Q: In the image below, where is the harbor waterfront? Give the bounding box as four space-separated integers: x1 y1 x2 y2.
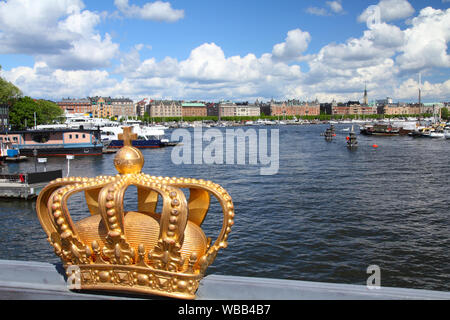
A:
0 124 449 292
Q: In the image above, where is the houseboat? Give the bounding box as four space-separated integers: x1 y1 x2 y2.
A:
0 128 103 157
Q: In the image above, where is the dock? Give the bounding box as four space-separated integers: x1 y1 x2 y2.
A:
0 170 62 199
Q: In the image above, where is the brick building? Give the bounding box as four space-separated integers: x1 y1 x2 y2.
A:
182 102 207 117
57 98 92 114
266 102 320 116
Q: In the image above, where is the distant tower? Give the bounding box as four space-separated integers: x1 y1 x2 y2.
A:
363 82 368 106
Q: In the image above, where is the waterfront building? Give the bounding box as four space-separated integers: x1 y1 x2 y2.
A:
421 103 443 117
89 97 135 118
182 102 207 117
57 98 92 114
235 104 261 117
111 97 135 118
267 101 320 117
320 103 332 115
135 99 148 117
218 101 237 117
90 97 113 118
380 104 411 115
206 102 219 116
376 102 436 116
332 101 376 115
148 100 182 118
0 104 9 131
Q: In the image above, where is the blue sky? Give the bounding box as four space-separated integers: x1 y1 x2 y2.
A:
0 0 449 103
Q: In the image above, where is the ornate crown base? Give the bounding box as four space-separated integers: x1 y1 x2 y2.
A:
69 264 204 300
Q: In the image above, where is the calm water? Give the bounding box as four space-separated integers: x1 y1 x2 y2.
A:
0 124 449 292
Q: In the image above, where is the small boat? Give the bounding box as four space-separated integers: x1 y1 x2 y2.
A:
346 126 358 149
323 124 335 140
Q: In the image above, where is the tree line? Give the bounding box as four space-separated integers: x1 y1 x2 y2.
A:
1 65 63 130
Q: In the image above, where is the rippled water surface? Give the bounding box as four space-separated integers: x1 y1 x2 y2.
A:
0 124 449 291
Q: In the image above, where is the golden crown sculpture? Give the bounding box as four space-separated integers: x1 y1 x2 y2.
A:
36 127 234 299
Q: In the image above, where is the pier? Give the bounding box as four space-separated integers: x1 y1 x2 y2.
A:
0 170 62 199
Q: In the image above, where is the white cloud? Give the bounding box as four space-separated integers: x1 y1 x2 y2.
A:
306 7 328 16
358 0 415 23
396 7 450 72
114 0 184 22
394 78 450 100
1 3 449 103
0 0 119 69
327 1 343 13
1 61 116 99
306 1 344 16
272 29 311 62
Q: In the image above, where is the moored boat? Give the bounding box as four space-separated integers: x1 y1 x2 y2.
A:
360 123 400 136
444 127 450 139
0 128 103 157
101 124 172 148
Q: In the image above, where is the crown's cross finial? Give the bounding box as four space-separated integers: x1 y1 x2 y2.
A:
118 126 137 147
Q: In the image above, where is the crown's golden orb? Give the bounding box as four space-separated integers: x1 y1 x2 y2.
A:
113 127 144 174
114 146 144 174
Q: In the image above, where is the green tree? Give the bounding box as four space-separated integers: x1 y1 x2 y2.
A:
441 107 448 120
36 99 64 124
0 66 22 103
9 96 38 130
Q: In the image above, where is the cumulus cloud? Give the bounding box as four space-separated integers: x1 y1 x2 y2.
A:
0 0 119 69
394 78 450 100
271 29 311 62
358 0 415 23
114 0 184 22
2 61 116 98
396 7 450 73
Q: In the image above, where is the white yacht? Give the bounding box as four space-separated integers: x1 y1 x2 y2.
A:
444 127 450 139
101 124 168 148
